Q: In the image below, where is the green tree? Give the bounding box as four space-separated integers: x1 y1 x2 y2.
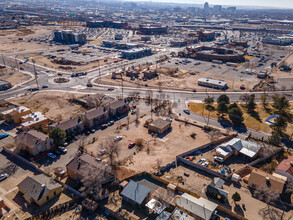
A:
204 96 215 126
261 93 269 110
272 95 290 116
269 131 282 146
49 127 66 146
217 101 228 117
232 192 241 203
246 94 256 113
229 107 244 125
34 124 48 134
217 94 230 105
270 116 287 135
228 102 238 110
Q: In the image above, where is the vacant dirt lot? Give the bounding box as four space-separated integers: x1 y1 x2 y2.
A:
0 69 31 86
86 115 211 173
10 92 87 121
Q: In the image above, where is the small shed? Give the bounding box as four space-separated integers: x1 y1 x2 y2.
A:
148 118 171 134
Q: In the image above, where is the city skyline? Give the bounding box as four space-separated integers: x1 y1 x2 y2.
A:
127 0 293 9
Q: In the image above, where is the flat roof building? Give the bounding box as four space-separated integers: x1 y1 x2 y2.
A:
198 78 227 90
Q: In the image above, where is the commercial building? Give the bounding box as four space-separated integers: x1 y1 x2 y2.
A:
102 40 143 49
52 30 86 44
17 174 62 206
1 106 31 124
148 118 171 134
198 78 228 90
0 80 12 91
86 20 128 29
121 47 151 59
15 130 53 156
138 25 168 35
20 111 49 130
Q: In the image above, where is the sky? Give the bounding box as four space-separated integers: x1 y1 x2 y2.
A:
128 0 293 9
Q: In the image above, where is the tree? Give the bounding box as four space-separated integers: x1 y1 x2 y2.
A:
204 96 215 126
49 127 66 146
270 116 287 135
217 94 230 105
207 130 221 144
261 93 269 110
217 101 228 117
229 107 244 125
272 95 290 117
99 138 120 169
77 135 86 153
232 192 241 203
228 102 238 110
269 131 282 146
246 94 256 113
239 93 250 104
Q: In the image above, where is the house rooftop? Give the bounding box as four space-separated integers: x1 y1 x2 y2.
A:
52 116 82 131
120 180 151 205
17 174 61 202
276 155 293 177
149 118 171 130
83 106 107 120
109 99 127 109
16 130 49 148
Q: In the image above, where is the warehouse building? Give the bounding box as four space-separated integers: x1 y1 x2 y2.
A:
198 78 228 90
121 47 151 59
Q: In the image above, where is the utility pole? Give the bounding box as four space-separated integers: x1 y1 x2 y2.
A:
15 56 19 70
121 78 124 99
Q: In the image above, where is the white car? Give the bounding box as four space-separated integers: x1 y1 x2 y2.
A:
202 162 210 167
47 153 56 159
115 136 123 141
59 147 67 154
197 158 206 164
214 156 224 163
0 173 8 181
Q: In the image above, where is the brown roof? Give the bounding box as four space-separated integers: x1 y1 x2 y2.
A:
16 130 49 148
248 169 285 194
83 107 107 120
149 118 171 130
109 99 127 110
17 174 62 202
276 156 293 177
66 154 108 179
53 116 82 131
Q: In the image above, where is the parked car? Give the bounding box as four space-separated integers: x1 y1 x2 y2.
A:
55 150 61 155
128 142 136 149
165 118 173 122
101 124 108 129
131 110 136 114
86 83 93 87
202 162 209 167
214 156 224 163
59 147 67 154
0 133 9 140
19 67 24 70
108 87 114 91
132 104 136 109
183 109 190 114
96 157 102 162
90 128 95 133
0 173 8 181
62 141 68 147
108 121 114 126
57 73 63 76
115 136 123 141
197 158 206 164
85 130 90 135
42 85 48 89
47 153 56 159
27 88 39 92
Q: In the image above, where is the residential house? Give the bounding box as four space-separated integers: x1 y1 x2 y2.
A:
248 168 286 194
1 106 31 123
0 99 10 107
275 156 293 180
176 193 218 220
0 197 11 217
109 99 129 116
126 69 139 78
206 178 229 201
15 130 53 156
148 118 172 135
17 174 63 206
20 112 49 130
121 180 151 207
81 106 109 129
50 116 84 136
143 70 157 79
216 138 262 160
66 154 110 183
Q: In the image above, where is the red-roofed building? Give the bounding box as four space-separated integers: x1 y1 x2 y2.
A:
275 156 293 180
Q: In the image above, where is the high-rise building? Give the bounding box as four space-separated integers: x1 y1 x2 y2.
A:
203 2 209 11
213 5 222 13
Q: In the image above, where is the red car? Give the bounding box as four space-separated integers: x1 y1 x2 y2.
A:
128 142 136 149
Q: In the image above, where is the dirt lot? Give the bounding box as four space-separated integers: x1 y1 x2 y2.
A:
86 115 211 173
0 68 31 86
9 91 87 121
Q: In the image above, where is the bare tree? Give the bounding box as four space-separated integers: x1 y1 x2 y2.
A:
99 138 120 169
77 135 87 154
156 159 162 169
1 162 18 176
126 116 130 130
239 93 250 104
207 130 222 144
55 114 63 122
254 185 281 220
135 108 140 127
259 144 275 158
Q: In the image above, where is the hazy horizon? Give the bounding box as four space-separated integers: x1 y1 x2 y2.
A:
124 0 293 9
